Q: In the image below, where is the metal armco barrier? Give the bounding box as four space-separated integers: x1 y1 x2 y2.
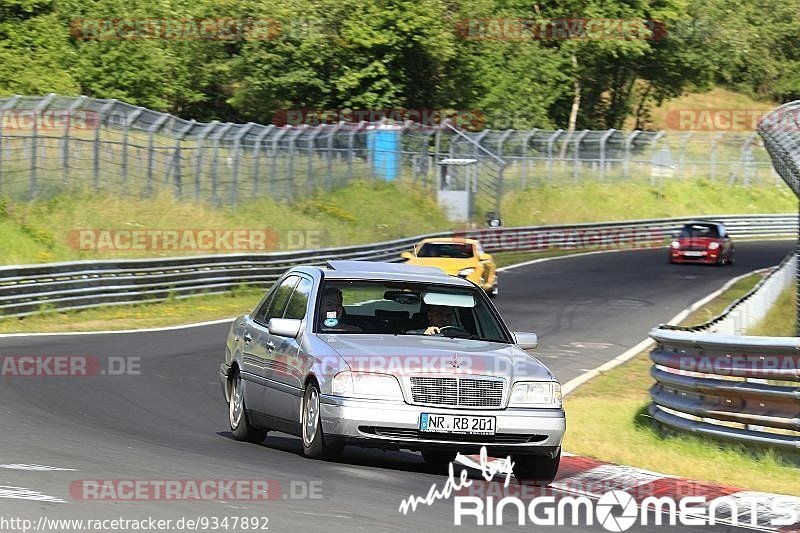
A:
649 252 800 451
0 214 796 318
649 329 800 450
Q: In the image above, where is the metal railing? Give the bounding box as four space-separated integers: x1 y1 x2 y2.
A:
649 253 800 450
0 95 785 212
757 101 800 335
1 214 795 318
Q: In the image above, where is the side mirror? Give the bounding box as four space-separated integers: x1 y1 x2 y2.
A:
513 332 538 350
401 251 414 261
479 253 491 262
268 318 302 338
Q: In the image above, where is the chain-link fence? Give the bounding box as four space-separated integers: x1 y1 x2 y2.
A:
0 94 784 212
757 101 800 335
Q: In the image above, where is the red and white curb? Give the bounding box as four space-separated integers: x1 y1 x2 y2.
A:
456 452 800 532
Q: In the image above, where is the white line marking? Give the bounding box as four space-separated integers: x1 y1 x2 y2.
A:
0 485 65 503
0 464 76 471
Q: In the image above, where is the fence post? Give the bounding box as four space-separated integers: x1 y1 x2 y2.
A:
325 124 336 191
31 94 56 197
520 129 536 189
269 128 289 196
286 128 304 199
145 112 169 196
573 130 589 181
171 120 196 200
623 130 639 181
677 132 692 179
306 127 322 194
210 123 234 205
599 129 615 181
230 123 254 205
121 107 145 195
710 132 725 180
546 130 562 181
0 95 20 194
251 125 274 197
61 96 86 188
93 100 117 192
193 121 219 201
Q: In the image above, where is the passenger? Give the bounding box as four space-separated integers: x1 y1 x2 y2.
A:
320 287 361 331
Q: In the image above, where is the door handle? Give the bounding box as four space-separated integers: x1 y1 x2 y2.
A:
243 333 253 344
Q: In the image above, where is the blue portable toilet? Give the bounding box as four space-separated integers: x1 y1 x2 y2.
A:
368 125 401 181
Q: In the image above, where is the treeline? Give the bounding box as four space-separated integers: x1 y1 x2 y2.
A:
1 0 798 129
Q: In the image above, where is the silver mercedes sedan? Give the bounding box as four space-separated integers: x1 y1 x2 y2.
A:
219 260 565 484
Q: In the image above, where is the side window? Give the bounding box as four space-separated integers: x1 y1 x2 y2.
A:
283 278 313 321
254 276 299 325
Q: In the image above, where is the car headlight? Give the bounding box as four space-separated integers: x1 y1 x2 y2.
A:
509 381 562 407
670 240 681 249
708 242 720 250
458 267 476 277
331 371 403 400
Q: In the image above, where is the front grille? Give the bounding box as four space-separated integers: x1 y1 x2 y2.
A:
361 426 546 444
409 376 504 408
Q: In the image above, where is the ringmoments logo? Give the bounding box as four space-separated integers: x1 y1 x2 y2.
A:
398 447 799 530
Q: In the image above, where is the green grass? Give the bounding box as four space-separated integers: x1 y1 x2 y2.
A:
623 87 778 131
564 266 799 494
502 177 795 227
563 352 800 495
1 176 794 266
680 273 766 327
0 180 453 265
748 283 797 336
0 289 265 333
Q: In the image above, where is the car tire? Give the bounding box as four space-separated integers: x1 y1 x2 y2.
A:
421 449 458 467
488 281 499 299
301 381 344 460
228 369 268 444
512 448 561 486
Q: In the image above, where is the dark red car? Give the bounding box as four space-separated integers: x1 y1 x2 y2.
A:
669 221 735 266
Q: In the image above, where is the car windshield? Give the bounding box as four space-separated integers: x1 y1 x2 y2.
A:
679 224 719 238
316 280 510 342
416 242 473 258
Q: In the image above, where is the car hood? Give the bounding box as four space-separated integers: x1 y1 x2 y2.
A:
676 236 721 248
406 257 476 275
316 333 556 381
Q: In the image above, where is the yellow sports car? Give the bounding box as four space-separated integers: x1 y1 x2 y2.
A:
401 238 498 297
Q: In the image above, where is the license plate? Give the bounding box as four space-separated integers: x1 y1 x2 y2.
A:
419 413 496 435
683 251 704 257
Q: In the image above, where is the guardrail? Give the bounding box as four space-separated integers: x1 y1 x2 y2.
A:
649 253 800 451
1 214 795 318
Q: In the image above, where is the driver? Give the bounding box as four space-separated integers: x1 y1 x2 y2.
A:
423 305 457 335
320 287 361 331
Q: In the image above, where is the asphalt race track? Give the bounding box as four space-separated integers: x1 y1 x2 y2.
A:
0 240 793 533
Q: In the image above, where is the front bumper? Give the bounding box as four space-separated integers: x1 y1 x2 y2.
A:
218 363 230 401
670 250 718 264
319 394 565 456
